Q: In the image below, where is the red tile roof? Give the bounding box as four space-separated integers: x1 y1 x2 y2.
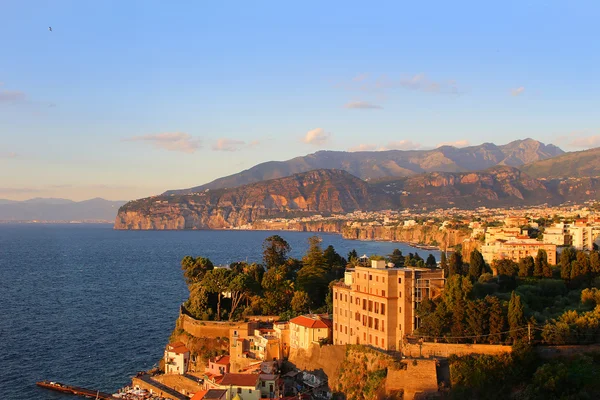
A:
191 390 208 400
289 315 332 329
166 341 189 354
219 373 260 387
215 355 230 365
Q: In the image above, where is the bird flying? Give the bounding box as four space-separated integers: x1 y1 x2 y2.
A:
48 27 52 32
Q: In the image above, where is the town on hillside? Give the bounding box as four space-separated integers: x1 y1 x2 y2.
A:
120 203 600 400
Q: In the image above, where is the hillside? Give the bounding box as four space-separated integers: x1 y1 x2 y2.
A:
0 198 127 221
115 169 378 229
520 146 600 179
115 166 600 230
165 139 563 194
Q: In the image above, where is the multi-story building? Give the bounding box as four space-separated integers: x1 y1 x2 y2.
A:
164 342 190 374
567 225 600 251
544 224 571 247
289 315 332 350
481 239 557 266
332 260 444 352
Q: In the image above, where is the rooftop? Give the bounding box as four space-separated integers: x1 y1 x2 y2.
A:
219 373 260 387
289 314 333 329
166 341 189 354
204 389 228 400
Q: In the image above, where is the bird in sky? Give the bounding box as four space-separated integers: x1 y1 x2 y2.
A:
48 26 52 32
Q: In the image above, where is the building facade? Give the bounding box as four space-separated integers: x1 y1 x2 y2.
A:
481 239 557 265
332 260 444 352
164 342 190 374
289 315 332 350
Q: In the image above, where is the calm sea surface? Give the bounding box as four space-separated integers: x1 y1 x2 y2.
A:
0 224 439 400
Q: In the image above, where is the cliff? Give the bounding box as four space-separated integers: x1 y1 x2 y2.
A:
341 224 470 249
115 169 373 230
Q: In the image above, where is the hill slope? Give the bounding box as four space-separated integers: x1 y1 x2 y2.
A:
165 139 563 194
520 147 600 179
115 166 600 230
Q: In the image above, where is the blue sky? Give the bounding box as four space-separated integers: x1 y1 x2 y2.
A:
1 0 599 201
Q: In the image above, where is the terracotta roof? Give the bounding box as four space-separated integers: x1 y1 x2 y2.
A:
215 355 230 365
191 390 208 400
289 315 332 329
219 373 260 388
166 341 189 354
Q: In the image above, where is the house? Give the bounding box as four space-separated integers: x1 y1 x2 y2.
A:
216 373 261 400
289 315 333 350
207 355 230 376
192 389 228 400
164 342 190 374
258 374 281 398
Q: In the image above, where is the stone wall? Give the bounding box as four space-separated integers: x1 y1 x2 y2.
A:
288 344 347 388
403 342 512 358
386 359 439 400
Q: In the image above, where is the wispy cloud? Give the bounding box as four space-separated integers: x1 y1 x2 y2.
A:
381 140 423 151
349 144 378 152
344 101 383 110
123 132 202 153
0 151 18 159
213 138 246 152
0 187 42 195
302 128 331 146
0 90 26 104
336 73 461 95
511 86 525 96
437 140 470 148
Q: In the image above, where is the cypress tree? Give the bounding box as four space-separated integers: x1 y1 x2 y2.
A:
469 249 485 279
508 291 525 343
518 256 535 277
441 252 448 277
449 252 464 277
486 295 505 344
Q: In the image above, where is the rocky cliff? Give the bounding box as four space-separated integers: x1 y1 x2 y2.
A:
114 169 374 230
341 224 470 249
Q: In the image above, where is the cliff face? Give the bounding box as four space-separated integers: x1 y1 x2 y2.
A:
114 170 372 230
341 225 470 249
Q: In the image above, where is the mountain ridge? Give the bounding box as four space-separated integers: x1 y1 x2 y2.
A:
164 138 564 195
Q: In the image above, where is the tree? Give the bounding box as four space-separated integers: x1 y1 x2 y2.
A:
296 265 329 307
388 249 405 268
493 259 518 277
449 252 464 277
486 295 505 344
441 252 449 277
201 268 231 321
469 249 485 279
262 235 291 269
508 291 525 343
518 256 535 277
534 249 552 278
466 299 488 343
228 273 254 320
426 254 437 268
591 252 600 274
181 256 214 284
324 245 346 279
261 266 294 315
347 249 358 264
576 251 591 276
560 247 577 281
291 291 311 314
302 236 326 269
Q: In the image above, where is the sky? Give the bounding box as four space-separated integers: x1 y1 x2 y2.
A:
1 0 599 201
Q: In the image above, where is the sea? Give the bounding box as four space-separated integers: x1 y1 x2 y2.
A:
0 224 440 400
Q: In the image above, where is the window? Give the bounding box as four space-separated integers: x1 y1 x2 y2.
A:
381 321 385 332
363 299 367 310
363 315 367 326
398 278 402 283
237 388 242 394
374 318 379 330
375 336 379 346
248 389 252 394
375 303 379 314
364 332 367 341
382 277 385 283
364 274 367 279
368 300 373 312
262 382 266 388
368 316 373 328
369 334 372 344
381 303 386 315
399 306 402 313
399 291 401 298
345 326 347 334
350 328 353 335
369 274 372 280
376 276 379 282
355 312 360 321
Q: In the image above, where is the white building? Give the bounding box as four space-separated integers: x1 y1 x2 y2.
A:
164 342 190 374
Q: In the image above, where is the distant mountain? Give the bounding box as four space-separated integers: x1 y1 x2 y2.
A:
115 166 599 230
164 139 564 195
520 147 600 179
0 198 127 221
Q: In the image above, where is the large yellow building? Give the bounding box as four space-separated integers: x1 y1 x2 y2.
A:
481 239 557 265
289 314 332 350
332 260 444 352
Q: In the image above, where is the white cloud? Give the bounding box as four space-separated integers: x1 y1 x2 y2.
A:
0 151 18 159
567 134 600 149
123 132 202 153
344 101 383 110
399 73 459 94
0 90 26 103
213 138 246 152
511 86 525 96
302 128 331 146
436 140 470 148
381 140 423 151
349 144 378 152
336 73 460 95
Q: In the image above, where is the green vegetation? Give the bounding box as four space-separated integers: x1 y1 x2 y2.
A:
448 345 600 399
181 235 346 321
417 247 600 346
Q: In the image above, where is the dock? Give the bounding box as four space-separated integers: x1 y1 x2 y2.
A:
36 380 114 399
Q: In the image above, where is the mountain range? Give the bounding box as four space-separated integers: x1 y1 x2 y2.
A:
165 138 564 194
0 198 127 222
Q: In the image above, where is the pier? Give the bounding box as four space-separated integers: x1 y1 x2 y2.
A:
36 381 114 399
